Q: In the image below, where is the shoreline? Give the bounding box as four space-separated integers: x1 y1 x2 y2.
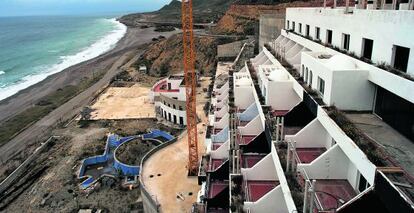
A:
0 21 178 164
0 18 127 101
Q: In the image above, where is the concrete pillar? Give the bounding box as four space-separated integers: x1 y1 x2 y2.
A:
303 180 309 213
286 141 291 173
345 0 350 12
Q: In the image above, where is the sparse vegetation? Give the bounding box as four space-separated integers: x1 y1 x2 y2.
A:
326 106 386 166
0 73 104 145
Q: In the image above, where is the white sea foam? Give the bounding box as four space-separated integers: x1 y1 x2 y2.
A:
0 18 127 101
0 71 4 75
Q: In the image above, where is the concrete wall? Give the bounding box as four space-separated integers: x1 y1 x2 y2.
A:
286 7 414 76
267 81 301 111
285 118 332 149
330 70 376 111
218 39 252 59
299 144 350 179
244 186 287 213
259 13 285 52
242 153 278 180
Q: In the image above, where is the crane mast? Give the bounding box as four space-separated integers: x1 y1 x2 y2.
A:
182 0 199 176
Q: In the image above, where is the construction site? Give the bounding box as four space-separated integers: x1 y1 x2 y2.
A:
0 0 414 213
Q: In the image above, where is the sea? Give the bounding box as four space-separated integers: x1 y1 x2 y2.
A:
0 15 127 101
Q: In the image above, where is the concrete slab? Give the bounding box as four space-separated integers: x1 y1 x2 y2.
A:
90 84 155 120
346 113 414 175
141 77 211 213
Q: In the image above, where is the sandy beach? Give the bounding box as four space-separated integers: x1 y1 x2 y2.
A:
0 25 178 164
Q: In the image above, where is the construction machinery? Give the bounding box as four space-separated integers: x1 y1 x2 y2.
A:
181 0 199 176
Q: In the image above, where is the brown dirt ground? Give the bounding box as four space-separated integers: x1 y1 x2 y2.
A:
141 77 211 213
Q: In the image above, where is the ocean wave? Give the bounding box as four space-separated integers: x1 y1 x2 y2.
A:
0 18 127 101
0 71 4 75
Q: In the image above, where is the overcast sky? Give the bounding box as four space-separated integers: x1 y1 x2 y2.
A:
0 0 172 17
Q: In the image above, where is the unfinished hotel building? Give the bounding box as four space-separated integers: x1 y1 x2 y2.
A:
150 74 187 126
192 3 414 213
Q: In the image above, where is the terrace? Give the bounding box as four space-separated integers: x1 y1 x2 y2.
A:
297 145 369 212
152 79 180 93
245 181 280 202
285 119 333 165
241 154 266 168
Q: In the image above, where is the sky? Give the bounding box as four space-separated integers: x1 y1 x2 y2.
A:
0 0 172 17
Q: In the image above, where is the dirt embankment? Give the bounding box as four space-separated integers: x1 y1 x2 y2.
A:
135 34 220 77
213 1 327 35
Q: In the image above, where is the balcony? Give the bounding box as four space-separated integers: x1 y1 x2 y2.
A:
244 181 280 202
241 154 266 168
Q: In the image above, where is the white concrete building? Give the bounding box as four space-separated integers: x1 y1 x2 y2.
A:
150 75 187 126
194 5 414 213
275 7 414 142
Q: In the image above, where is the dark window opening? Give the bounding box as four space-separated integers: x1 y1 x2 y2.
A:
342 33 350 51
392 45 410 73
362 38 374 60
173 115 177 124
318 77 325 95
287 20 290 29
299 23 302 33
315 27 320 40
292 22 295 31
375 86 414 141
358 173 369 193
167 83 171 90
326 30 333 45
168 113 171 122
180 116 184 125
306 25 310 37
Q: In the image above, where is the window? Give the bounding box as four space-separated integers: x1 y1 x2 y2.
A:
287 20 290 29
305 25 310 37
173 104 176 109
315 27 320 40
309 71 313 86
305 68 308 83
301 65 305 77
299 23 302 33
292 22 296 31
318 77 325 95
392 45 410 73
168 113 171 121
179 106 183 110
179 116 184 125
164 111 167 119
358 173 370 193
362 38 374 60
342 33 350 51
173 115 177 124
326 30 333 45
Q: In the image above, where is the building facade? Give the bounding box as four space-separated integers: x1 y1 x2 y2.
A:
194 5 414 213
150 75 187 126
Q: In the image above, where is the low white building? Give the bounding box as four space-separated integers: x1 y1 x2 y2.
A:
150 75 187 126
